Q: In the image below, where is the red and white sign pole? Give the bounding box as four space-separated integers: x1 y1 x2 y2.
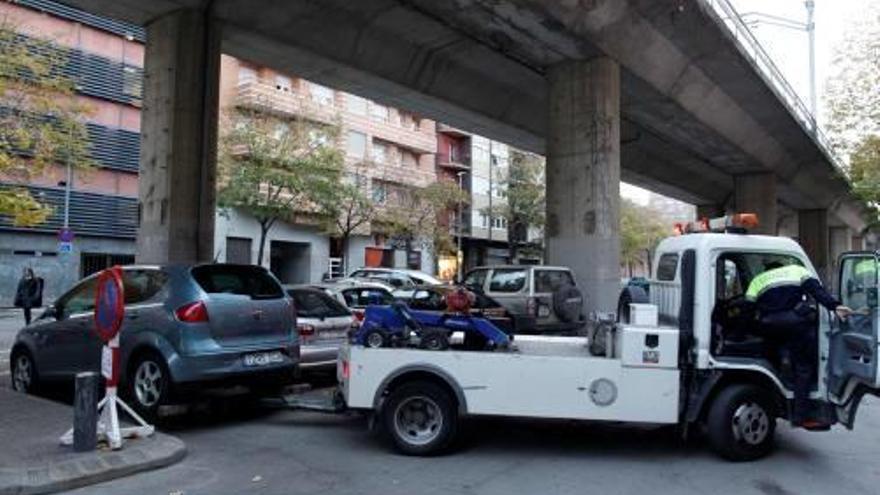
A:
61 266 153 450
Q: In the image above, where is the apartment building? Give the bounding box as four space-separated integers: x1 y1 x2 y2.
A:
215 56 439 283
0 0 142 305
436 124 546 278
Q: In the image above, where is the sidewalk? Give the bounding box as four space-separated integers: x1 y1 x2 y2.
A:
0 388 186 495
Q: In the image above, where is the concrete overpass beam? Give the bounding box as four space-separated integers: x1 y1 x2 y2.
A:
546 57 620 314
696 204 725 220
829 226 853 292
734 173 777 235
137 9 220 264
852 235 864 251
799 209 829 284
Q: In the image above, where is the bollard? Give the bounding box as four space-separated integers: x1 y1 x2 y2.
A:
73 372 99 452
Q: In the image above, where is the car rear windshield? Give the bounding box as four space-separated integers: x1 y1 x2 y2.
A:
534 270 575 293
191 265 284 299
489 269 526 293
290 289 350 318
342 288 394 307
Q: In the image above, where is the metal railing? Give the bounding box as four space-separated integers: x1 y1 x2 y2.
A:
704 0 847 174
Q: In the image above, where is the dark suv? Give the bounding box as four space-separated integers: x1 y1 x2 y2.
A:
10 264 299 417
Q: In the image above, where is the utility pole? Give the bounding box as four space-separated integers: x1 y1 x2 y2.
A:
456 170 467 281
806 0 816 124
487 140 493 243
63 158 72 228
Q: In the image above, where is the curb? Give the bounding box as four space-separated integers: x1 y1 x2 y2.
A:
0 435 186 495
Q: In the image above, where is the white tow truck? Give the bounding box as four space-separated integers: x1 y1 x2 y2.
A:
337 215 880 460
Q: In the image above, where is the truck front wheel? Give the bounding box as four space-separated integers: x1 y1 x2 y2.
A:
383 381 458 455
706 384 777 461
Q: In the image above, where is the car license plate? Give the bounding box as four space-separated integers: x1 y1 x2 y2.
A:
243 351 285 367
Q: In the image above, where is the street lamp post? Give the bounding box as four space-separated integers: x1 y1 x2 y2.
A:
456 170 467 281
741 1 817 130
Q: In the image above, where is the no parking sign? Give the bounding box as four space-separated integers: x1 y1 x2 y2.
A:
94 266 124 386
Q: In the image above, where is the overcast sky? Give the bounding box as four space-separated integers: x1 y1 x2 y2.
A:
622 0 874 205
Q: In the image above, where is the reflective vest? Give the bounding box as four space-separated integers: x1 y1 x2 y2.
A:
745 265 812 302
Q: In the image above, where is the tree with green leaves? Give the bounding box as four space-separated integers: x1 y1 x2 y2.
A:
318 163 378 274
824 3 880 159
217 106 343 265
620 198 667 276
0 18 93 226
482 149 545 260
381 180 468 257
849 135 880 212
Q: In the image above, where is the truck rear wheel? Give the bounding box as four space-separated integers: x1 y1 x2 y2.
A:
706 384 776 461
383 381 458 455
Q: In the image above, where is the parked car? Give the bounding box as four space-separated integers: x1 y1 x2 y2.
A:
462 265 585 334
398 285 524 334
9 264 299 418
348 268 444 295
311 279 396 321
286 286 355 370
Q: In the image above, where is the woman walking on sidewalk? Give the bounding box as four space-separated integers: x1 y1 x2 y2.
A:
14 268 43 325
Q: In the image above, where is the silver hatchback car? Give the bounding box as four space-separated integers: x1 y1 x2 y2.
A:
10 264 299 418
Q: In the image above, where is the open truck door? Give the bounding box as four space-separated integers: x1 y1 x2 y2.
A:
828 252 880 428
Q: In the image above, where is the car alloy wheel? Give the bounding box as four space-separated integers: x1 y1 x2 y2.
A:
12 354 33 392
134 360 164 408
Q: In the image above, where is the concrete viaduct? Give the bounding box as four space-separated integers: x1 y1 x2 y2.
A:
56 0 868 312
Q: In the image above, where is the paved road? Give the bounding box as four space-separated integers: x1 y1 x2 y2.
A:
0 310 27 375
50 389 880 495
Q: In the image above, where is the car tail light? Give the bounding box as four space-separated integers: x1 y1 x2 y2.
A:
175 301 209 322
298 324 315 337
526 297 537 317
341 359 350 380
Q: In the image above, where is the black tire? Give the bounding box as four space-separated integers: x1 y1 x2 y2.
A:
419 329 450 351
382 381 458 455
706 384 777 461
362 328 389 348
552 285 584 323
124 351 172 422
10 347 39 394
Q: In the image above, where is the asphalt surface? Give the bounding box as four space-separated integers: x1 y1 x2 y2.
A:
0 310 27 375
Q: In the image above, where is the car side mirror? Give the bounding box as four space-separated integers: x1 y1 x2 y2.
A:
41 305 59 320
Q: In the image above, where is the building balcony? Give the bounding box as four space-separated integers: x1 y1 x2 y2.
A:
355 158 436 189
236 80 341 126
437 152 470 171
437 123 471 137
344 113 436 154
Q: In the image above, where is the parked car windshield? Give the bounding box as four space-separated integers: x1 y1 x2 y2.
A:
191 265 284 299
341 288 394 307
289 289 350 318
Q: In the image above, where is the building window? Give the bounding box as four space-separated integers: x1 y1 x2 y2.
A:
122 65 142 100
273 122 289 140
346 131 367 159
372 182 388 203
238 66 257 85
370 103 389 122
492 216 508 229
310 82 334 105
81 253 135 278
401 150 418 167
308 128 330 148
492 183 506 199
372 141 389 163
347 95 368 116
275 75 292 92
480 212 489 228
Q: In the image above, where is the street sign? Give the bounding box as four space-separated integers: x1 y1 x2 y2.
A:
94 266 124 344
58 228 75 242
58 241 73 254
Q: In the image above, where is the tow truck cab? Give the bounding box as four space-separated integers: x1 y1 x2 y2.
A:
630 229 880 433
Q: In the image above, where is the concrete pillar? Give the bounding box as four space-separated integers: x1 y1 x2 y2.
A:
829 226 852 292
734 173 777 235
799 209 829 284
137 10 220 264
696 204 724 220
546 57 620 313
